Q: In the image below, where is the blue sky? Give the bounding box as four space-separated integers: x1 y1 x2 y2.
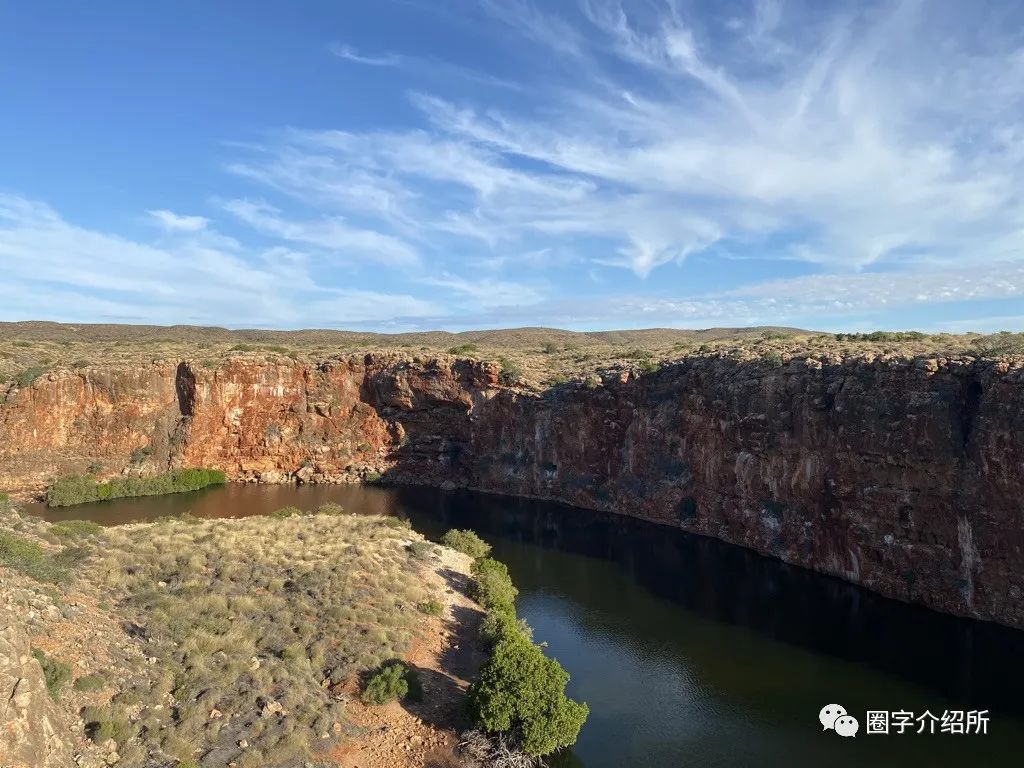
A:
2 0 1024 332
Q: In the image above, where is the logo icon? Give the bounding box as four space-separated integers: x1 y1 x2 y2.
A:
820 704 859 737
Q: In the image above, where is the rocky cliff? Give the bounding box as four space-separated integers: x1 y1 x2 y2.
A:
2 353 1022 630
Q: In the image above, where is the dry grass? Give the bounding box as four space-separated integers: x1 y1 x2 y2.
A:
81 510 437 767
0 499 448 768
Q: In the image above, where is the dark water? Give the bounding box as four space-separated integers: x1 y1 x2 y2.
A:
32 484 1024 767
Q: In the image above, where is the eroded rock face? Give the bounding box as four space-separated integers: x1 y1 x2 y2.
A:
469 356 1024 630
1 353 1023 629
0 613 74 768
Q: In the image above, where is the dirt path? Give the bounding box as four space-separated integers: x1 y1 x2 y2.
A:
327 546 485 768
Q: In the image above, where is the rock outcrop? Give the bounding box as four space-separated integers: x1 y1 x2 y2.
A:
0 610 74 768
2 353 1023 630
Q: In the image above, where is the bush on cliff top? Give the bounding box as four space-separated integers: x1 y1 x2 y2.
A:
465 547 586 757
467 629 588 756
47 468 226 507
441 528 491 559
470 557 518 613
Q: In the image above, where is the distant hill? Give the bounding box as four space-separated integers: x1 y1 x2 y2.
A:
0 321 813 348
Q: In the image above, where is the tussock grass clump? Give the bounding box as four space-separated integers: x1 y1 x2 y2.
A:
32 647 72 701
51 519 104 538
74 673 106 692
0 531 88 583
85 511 433 766
441 528 491 559
47 468 226 507
418 599 443 616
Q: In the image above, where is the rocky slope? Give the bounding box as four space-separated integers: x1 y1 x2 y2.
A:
2 352 1022 630
0 606 75 768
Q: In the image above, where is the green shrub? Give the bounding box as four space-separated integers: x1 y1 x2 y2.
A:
363 471 382 484
0 533 87 584
14 366 46 388
0 532 52 581
470 557 518 612
467 631 588 756
47 468 226 507
0 493 9 503
418 599 443 616
74 674 106 692
498 357 523 385
541 342 559 354
316 502 345 516
51 520 103 538
32 648 72 701
46 475 100 506
270 506 302 519
129 446 152 464
448 343 479 354
441 529 491 559
86 461 103 475
361 661 411 705
761 350 783 368
479 607 522 647
87 717 134 745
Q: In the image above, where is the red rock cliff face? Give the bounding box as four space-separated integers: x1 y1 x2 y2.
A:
1 353 1022 629
469 356 1024 630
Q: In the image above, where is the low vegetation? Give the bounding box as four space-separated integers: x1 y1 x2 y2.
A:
47 468 226 507
361 660 422 705
75 507 434 766
468 630 588 757
5 323 1024 403
74 673 107 692
32 647 73 701
0 530 88 583
447 528 589 759
441 528 492 559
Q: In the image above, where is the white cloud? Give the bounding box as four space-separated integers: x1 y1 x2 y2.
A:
147 209 210 232
329 44 403 67
420 274 546 306
0 194 436 327
220 198 420 267
225 0 1024 289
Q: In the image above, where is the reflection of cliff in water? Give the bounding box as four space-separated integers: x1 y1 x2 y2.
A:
398 487 1024 710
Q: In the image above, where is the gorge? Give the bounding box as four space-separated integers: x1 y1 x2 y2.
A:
3 346 1022 631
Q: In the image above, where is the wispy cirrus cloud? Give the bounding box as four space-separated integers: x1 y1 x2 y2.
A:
235 0 1024 289
0 194 436 326
6 0 1024 332
147 209 210 232
220 198 421 267
329 43 403 67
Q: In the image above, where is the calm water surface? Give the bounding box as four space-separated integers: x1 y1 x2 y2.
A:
32 484 1024 767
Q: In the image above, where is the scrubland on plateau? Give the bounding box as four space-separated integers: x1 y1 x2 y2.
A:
0 500 481 768
4 320 1024 394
